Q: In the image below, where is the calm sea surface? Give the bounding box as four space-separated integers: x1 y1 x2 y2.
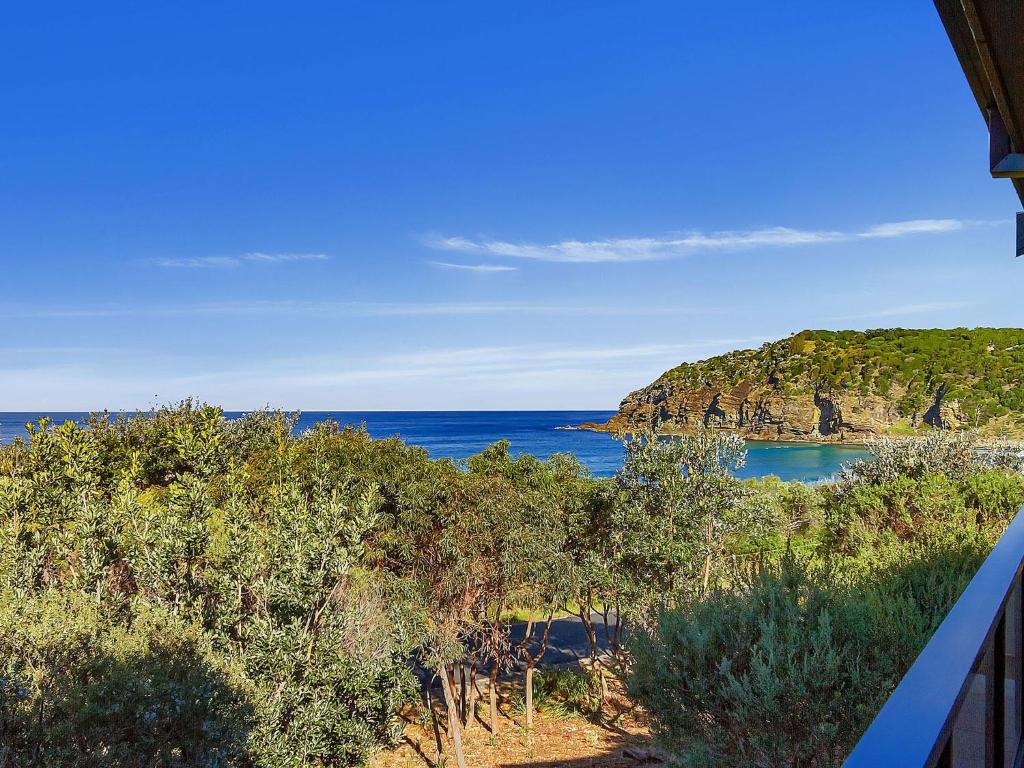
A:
0 411 870 482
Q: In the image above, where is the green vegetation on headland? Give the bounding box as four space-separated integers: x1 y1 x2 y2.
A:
2 402 1024 767
604 327 1024 441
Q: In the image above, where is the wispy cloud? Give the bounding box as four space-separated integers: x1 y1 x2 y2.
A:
154 256 241 268
0 338 764 410
857 220 963 239
241 252 330 263
2 300 722 320
829 300 972 321
429 261 518 273
424 218 974 264
375 342 748 370
153 252 329 268
246 340 764 389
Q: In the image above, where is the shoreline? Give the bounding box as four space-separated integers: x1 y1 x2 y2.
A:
565 421 955 448
566 421 871 446
569 420 1024 449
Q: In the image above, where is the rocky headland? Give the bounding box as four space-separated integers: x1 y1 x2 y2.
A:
592 328 1024 442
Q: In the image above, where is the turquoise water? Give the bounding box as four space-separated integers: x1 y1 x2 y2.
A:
0 411 869 482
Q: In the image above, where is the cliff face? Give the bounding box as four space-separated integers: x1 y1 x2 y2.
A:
598 328 1024 442
607 379 963 441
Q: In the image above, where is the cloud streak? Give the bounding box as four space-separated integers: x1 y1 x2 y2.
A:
829 300 972 321
856 220 963 239
153 252 329 268
2 299 722 320
424 218 972 264
429 261 518 273
0 338 765 411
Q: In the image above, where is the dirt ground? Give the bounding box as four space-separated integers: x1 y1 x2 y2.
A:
368 677 660 768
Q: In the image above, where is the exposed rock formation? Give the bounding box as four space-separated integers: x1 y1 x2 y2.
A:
605 380 914 441
596 328 1020 442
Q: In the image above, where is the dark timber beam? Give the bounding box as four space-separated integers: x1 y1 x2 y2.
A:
1018 212 1023 257
934 0 1024 236
990 109 1024 178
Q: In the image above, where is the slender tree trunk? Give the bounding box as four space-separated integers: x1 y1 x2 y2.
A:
439 666 467 768
453 662 465 725
525 664 535 729
460 661 470 729
489 660 500 734
520 611 554 731
602 607 622 656
519 619 535 730
445 666 462 738
703 519 714 593
522 619 535 650
578 608 598 662
600 606 612 648
424 678 444 759
467 661 478 729
577 600 608 703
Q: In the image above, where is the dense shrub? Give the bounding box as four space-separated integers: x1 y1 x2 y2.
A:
738 476 823 553
0 407 432 766
630 431 1024 768
824 432 1024 552
3 407 1020 767
0 405 613 768
613 428 759 609
0 592 253 767
630 533 989 768
840 432 983 485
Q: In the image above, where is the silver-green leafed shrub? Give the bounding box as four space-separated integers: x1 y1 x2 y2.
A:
629 536 987 768
0 592 254 768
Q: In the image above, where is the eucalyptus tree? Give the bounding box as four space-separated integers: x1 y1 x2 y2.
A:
464 442 583 731
613 426 757 613
559 467 618 664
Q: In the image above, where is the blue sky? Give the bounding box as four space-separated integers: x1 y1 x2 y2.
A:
2 2 1021 410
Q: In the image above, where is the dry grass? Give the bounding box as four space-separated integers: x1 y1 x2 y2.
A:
369 676 657 768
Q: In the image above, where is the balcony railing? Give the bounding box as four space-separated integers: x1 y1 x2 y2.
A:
845 507 1024 768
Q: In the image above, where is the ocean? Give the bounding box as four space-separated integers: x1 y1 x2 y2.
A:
0 410 870 483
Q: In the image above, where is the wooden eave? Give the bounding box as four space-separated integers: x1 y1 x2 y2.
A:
935 0 1024 205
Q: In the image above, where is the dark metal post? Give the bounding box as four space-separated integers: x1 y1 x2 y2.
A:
995 614 1006 768
992 109 1012 173
1016 212 1023 258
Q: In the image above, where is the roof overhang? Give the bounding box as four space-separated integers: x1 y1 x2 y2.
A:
934 0 1024 217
